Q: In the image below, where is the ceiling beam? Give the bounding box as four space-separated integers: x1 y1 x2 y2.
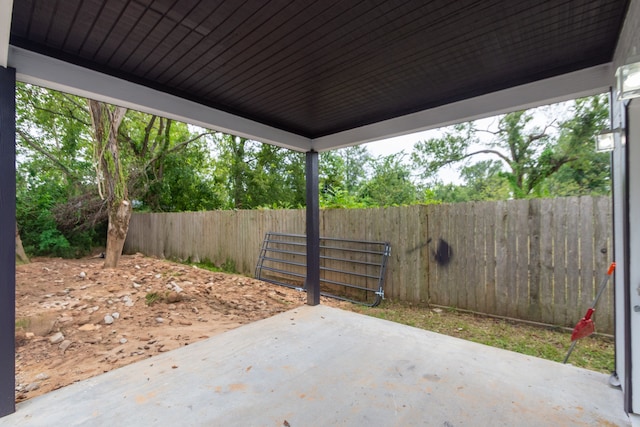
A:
311 64 613 152
0 0 13 68
8 46 312 152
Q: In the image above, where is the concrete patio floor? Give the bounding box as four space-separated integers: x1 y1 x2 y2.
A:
0 305 629 426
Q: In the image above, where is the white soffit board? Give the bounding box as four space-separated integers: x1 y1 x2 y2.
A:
0 0 13 68
613 0 640 71
8 46 312 152
312 63 613 152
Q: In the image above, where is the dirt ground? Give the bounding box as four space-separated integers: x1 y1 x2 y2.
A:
14 254 343 403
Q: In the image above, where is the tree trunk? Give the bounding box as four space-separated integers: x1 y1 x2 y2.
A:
87 99 128 268
15 222 29 264
104 199 132 268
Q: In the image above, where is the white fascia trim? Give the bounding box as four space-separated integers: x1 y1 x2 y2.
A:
0 0 13 68
613 0 640 71
8 46 312 152
311 63 613 152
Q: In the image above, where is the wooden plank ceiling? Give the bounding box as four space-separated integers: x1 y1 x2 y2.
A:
9 0 629 139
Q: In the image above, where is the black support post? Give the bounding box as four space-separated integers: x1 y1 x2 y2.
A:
0 66 16 417
305 150 320 306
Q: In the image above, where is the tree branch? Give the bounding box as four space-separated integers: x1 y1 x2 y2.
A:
436 149 513 170
144 131 214 169
142 115 157 157
17 129 76 179
526 120 556 144
30 101 91 127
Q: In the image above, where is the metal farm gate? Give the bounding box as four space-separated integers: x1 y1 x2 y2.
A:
255 232 391 306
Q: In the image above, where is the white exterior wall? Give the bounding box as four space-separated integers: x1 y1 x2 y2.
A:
629 100 640 413
612 0 640 415
612 92 627 406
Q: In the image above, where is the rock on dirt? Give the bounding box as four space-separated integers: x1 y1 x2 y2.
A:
49 332 64 344
14 254 344 403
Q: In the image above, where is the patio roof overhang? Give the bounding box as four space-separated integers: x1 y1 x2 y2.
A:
1 0 631 152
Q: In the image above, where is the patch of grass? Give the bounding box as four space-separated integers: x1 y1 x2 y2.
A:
344 300 614 373
145 292 162 306
14 313 57 336
189 259 223 272
15 317 30 331
165 271 184 277
186 258 238 274
221 258 237 274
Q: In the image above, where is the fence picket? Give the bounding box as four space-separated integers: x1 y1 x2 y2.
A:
484 202 497 314
553 198 568 325
124 196 614 333
494 201 508 317
527 199 542 322
578 197 595 318
465 202 477 311
565 197 581 326
516 199 530 319
594 197 613 333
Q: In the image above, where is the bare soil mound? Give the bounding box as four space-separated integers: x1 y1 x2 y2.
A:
15 254 335 402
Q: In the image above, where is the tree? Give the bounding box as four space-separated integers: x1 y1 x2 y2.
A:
212 134 306 209
15 222 29 264
458 160 511 201
318 145 374 208
16 83 100 257
358 153 417 206
87 100 129 268
118 112 222 211
420 160 510 203
320 145 371 195
412 95 610 199
17 83 224 259
539 95 610 196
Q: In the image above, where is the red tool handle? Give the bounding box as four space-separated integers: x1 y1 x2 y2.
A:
583 307 595 320
607 262 616 275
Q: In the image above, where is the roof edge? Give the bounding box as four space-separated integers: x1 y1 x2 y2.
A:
8 46 312 152
311 63 613 152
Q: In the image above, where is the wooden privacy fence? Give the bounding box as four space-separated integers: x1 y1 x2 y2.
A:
124 196 614 333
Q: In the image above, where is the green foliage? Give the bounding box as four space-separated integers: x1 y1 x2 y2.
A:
540 95 610 196
412 95 610 199
145 292 161 306
358 153 417 206
16 84 106 257
121 114 227 212
320 146 371 196
212 135 306 209
187 258 237 274
37 229 71 255
16 179 99 258
221 258 237 274
189 259 223 272
412 123 474 181
15 82 612 262
420 161 511 203
141 146 225 212
320 188 369 209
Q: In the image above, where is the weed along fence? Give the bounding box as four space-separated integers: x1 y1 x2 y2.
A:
124 196 614 333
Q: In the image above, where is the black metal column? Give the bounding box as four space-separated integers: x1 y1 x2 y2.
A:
305 150 320 306
0 66 16 417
